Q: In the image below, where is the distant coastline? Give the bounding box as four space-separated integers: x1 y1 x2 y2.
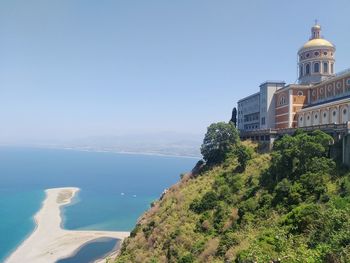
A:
0 144 201 159
61 147 201 159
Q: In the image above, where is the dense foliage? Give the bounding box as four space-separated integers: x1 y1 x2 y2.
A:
113 129 350 263
200 122 240 165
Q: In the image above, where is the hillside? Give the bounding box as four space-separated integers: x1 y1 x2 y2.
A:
112 125 350 263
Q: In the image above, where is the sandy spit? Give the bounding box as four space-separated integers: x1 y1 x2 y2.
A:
5 187 129 263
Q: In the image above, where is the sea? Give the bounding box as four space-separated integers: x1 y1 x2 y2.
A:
0 147 197 262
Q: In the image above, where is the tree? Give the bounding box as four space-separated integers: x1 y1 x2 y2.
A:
201 122 240 164
230 107 237 127
269 130 334 184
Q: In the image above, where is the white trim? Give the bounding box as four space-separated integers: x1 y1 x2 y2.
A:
275 112 289 117
289 89 293 127
275 120 290 124
275 104 289 110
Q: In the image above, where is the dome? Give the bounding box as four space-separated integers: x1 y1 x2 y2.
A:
301 38 334 50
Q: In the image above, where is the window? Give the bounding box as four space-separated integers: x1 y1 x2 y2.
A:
306 64 310 75
297 91 303 96
279 96 286 105
300 117 303 122
343 109 347 115
299 66 303 77
323 112 327 118
333 111 336 116
314 62 320 73
323 62 328 73
323 52 328 56
315 114 318 119
261 117 265 125
347 79 350 86
331 63 334 74
314 51 320 56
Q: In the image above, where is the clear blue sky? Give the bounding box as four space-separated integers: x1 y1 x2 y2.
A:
1 0 350 143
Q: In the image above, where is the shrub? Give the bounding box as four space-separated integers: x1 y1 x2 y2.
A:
216 232 239 257
130 224 141 237
235 144 253 171
282 203 323 234
340 176 350 197
299 172 327 201
179 254 194 263
213 202 229 231
142 220 156 238
190 191 218 213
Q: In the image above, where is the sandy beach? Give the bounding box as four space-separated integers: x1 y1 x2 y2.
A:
5 187 130 263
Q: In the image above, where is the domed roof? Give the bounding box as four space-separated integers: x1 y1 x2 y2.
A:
301 38 334 49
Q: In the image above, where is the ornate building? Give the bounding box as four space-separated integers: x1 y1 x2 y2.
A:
237 23 350 131
298 23 336 85
297 71 350 127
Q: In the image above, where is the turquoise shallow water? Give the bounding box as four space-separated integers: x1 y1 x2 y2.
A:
0 147 196 262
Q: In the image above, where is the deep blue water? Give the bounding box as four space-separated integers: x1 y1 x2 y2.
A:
0 147 196 262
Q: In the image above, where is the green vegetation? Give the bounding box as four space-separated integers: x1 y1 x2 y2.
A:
201 122 240 165
113 123 350 263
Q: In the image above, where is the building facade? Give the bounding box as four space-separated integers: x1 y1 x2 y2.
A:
274 84 310 129
237 92 260 131
259 81 285 129
237 23 350 132
238 81 285 131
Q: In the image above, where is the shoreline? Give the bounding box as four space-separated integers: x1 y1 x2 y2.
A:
5 187 130 263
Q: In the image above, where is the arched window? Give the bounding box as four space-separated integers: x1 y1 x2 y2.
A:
279 96 286 106
299 66 303 77
306 64 310 75
323 62 328 73
331 63 334 74
314 62 320 73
